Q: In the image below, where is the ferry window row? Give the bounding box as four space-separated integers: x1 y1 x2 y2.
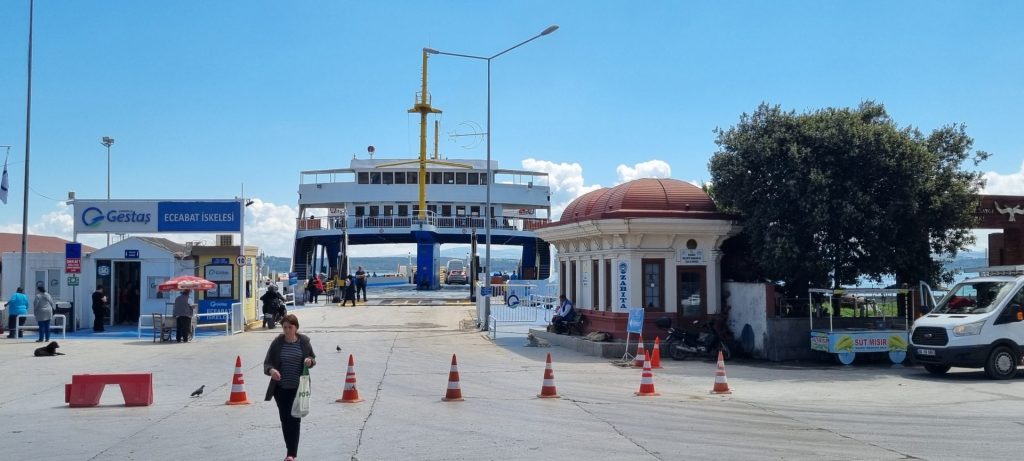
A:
353 204 493 218
357 171 488 185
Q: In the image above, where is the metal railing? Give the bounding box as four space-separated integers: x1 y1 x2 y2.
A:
296 214 549 232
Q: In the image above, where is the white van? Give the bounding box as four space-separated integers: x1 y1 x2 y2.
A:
910 265 1024 379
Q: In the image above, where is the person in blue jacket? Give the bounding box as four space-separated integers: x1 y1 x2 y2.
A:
5 287 30 338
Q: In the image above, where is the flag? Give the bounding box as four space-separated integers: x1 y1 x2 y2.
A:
0 156 9 204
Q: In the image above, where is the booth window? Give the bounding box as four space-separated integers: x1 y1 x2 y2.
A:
357 172 369 184
642 259 664 312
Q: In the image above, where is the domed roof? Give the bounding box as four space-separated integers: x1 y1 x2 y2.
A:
556 178 725 224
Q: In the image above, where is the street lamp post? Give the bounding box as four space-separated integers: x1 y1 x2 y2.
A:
425 24 558 330
101 136 115 246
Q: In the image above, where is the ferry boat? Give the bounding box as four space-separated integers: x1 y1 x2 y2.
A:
292 49 552 289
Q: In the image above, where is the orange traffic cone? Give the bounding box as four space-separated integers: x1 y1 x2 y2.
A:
710 350 732 394
442 354 464 402
634 351 660 396
651 337 663 369
633 336 647 367
336 354 364 403
225 355 251 405
537 352 561 399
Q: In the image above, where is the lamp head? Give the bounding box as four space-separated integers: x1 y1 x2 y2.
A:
541 25 559 36
424 47 439 54
101 136 115 146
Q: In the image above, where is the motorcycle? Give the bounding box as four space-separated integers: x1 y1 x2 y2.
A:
263 304 286 329
655 317 732 361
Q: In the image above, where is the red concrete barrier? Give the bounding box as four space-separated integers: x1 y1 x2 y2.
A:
65 373 154 407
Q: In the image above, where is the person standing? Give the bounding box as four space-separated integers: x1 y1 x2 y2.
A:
173 290 194 343
341 274 357 306
33 286 55 343
5 287 29 338
312 275 324 303
91 286 108 332
264 314 317 461
355 266 368 302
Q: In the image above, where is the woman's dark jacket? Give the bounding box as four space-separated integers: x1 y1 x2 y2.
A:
263 333 317 400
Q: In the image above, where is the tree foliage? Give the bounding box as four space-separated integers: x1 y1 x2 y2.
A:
708 102 987 294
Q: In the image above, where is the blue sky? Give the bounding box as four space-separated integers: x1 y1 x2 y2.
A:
1 1 1022 257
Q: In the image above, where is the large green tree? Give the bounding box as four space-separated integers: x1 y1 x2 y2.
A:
708 102 987 294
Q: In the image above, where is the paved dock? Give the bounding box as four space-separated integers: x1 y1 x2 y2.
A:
4 301 1024 460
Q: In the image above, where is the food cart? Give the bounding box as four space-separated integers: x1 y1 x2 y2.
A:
808 288 910 365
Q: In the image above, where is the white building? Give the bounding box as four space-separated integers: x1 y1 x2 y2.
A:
535 178 741 338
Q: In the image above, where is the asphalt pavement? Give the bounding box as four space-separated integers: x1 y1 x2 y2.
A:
4 298 1024 460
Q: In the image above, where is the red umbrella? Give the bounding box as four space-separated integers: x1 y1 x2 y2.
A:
158 275 216 292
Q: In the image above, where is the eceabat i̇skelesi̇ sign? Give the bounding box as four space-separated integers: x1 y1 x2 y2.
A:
73 200 242 234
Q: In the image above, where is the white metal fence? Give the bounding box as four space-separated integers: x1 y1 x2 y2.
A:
479 281 558 339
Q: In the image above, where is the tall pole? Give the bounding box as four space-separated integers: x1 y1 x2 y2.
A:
424 25 558 330
101 136 114 245
484 58 492 327
19 0 35 293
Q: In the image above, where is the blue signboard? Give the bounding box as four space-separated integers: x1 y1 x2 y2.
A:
125 249 139 259
627 308 645 334
198 299 234 324
288 272 298 286
65 242 82 259
481 286 492 297
157 201 241 232
211 257 230 265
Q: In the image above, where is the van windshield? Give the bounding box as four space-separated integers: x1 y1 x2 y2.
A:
932 281 1014 315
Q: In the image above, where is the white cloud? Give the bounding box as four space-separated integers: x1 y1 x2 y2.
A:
521 158 679 221
243 199 299 257
982 161 1024 195
521 158 602 220
615 160 672 184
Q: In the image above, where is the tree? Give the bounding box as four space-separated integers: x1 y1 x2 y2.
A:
708 102 986 295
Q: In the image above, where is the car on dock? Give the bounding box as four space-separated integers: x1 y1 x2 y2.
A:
445 260 468 285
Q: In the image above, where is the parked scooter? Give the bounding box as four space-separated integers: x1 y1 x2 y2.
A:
655 317 732 361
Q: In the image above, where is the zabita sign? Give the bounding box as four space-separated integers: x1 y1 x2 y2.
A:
616 259 630 310
73 200 242 234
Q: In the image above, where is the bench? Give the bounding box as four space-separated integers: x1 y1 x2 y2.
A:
64 372 154 407
14 314 66 339
547 315 586 336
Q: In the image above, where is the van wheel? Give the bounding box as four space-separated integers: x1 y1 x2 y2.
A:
984 346 1018 380
923 364 950 375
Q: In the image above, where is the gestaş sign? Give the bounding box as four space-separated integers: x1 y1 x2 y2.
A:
73 200 242 234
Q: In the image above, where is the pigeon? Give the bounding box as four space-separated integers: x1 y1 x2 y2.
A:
190 385 205 397
336 345 341 352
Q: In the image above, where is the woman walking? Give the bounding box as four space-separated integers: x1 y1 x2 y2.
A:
263 314 316 461
33 286 55 343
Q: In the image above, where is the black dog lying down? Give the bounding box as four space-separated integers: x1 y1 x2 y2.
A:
34 341 65 357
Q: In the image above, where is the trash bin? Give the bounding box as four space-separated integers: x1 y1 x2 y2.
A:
55 301 76 332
